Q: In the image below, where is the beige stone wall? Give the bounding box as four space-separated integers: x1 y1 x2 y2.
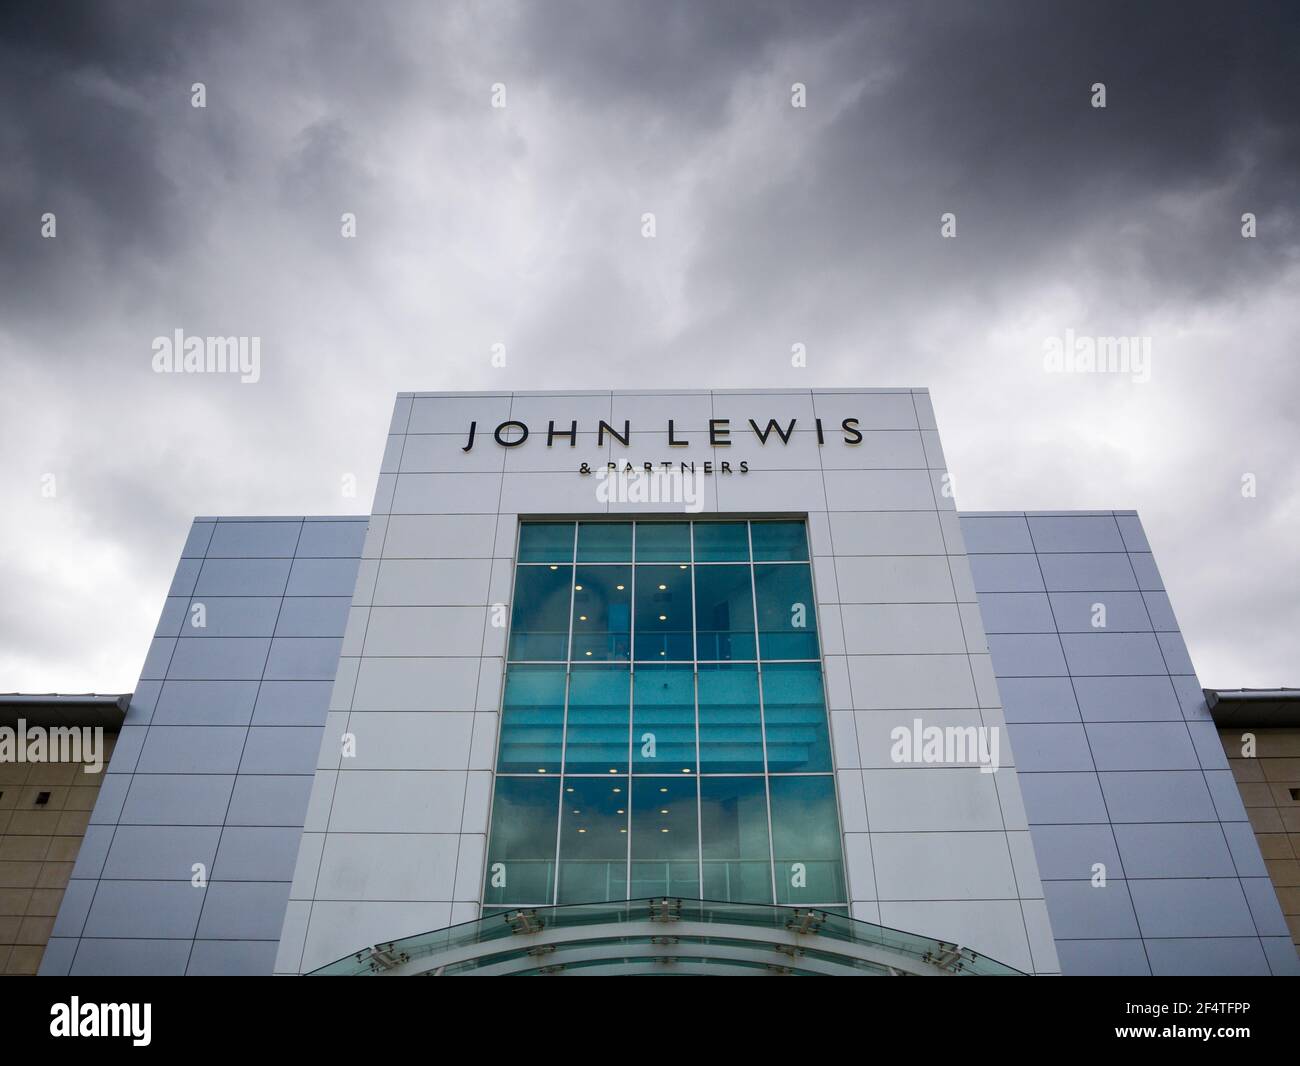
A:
0 735 115 975
1220 726 1300 947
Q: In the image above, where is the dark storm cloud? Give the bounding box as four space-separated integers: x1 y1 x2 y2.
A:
0 3 249 312
0 0 1296 690
672 0 1300 338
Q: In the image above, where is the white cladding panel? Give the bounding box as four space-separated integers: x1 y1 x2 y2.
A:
276 390 1057 975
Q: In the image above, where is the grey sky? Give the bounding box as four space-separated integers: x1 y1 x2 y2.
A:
1 0 1296 692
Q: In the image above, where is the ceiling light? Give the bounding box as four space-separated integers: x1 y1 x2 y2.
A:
658 584 667 590
616 584 625 590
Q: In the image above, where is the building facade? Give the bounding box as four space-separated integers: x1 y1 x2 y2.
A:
35 390 1299 976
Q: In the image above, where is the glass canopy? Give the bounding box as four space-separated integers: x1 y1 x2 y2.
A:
308 898 1025 977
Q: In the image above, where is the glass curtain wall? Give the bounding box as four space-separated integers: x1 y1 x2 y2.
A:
484 519 846 911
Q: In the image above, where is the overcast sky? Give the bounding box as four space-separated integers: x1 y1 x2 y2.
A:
1 0 1296 693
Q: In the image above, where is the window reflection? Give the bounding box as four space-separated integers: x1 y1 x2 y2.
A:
492 519 844 909
632 664 695 775
570 565 631 660
634 565 692 660
557 777 629 903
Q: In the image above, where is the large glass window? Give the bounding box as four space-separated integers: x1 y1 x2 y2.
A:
769 776 847 904
558 777 629 903
697 664 763 774
630 777 699 899
632 664 695 775
564 665 629 774
483 776 559 905
634 564 692 660
754 563 819 659
497 664 566 774
700 776 772 904
489 518 844 909
694 564 756 661
570 565 631 660
634 522 690 562
508 564 573 660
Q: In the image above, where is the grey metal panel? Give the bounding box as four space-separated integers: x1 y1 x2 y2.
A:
1040 880 1141 938
119 774 235 826
239 726 324 775
186 939 281 976
49 513 363 975
178 597 281 637
264 636 346 680
102 825 222 880
996 677 1080 724
195 557 292 596
1144 938 1269 976
973 513 1288 974
274 596 353 637
212 827 303 881
974 592 1056 633
1027 515 1125 553
206 520 302 558
1053 938 1150 976
286 557 365 596
957 515 1033 553
136 726 248 774
81 881 206 939
252 681 338 725
296 520 369 558
1097 771 1218 823
69 938 194 977
152 680 260 726
225 775 314 826
1071 675 1182 722
167 637 272 680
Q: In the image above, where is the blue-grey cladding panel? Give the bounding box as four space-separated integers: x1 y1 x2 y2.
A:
40 516 365 976
961 510 1298 976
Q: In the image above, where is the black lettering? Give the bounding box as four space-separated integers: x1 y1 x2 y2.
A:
667 419 689 446
841 417 863 444
748 418 796 444
709 419 731 446
721 460 732 473
462 421 477 452
598 420 630 447
739 460 749 472
547 420 577 447
815 418 824 445
494 420 529 447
